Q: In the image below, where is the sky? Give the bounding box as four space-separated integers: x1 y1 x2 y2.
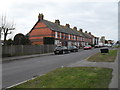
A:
0 0 119 41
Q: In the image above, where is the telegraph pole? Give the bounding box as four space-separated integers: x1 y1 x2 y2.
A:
0 27 1 44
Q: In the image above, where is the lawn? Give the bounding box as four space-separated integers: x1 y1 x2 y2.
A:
10 67 113 88
87 50 117 62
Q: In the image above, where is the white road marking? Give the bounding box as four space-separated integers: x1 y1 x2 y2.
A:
6 74 44 89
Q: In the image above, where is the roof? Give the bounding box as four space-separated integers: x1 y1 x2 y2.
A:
43 20 83 36
78 31 90 38
84 33 93 39
29 19 89 38
29 19 84 37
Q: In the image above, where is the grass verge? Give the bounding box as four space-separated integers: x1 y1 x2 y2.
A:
9 67 112 88
87 50 117 62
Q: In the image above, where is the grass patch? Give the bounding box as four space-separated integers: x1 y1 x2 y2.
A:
10 67 112 88
87 50 117 62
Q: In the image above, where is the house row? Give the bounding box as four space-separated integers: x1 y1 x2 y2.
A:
28 13 99 47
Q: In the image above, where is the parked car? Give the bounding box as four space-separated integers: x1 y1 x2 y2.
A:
107 44 112 47
94 45 100 48
68 46 78 52
54 46 69 54
104 44 112 47
84 45 92 50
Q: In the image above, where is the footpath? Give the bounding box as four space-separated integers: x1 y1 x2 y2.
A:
2 52 54 62
2 49 84 62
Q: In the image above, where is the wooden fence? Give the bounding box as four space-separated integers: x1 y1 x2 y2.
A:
2 45 55 57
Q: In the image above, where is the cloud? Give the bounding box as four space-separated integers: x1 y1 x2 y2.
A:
0 0 118 41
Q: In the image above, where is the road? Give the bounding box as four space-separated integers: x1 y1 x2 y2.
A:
2 48 100 88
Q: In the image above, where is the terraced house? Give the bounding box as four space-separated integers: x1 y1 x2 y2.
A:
28 13 99 47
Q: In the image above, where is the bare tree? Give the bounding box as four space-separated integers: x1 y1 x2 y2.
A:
0 15 15 45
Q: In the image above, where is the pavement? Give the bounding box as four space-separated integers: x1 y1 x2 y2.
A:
2 52 54 62
2 49 84 62
2 48 119 89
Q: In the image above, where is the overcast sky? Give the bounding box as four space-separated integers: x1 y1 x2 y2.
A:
0 0 119 41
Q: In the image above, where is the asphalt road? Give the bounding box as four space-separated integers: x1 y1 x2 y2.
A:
2 48 101 88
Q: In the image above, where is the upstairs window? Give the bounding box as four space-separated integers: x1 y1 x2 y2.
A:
64 34 66 38
60 33 62 39
68 34 70 40
55 32 58 38
74 35 76 40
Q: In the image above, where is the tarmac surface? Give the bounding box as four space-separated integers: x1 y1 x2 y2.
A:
2 48 119 89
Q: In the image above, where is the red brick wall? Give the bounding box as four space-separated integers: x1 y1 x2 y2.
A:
29 21 93 45
34 22 47 28
29 22 53 45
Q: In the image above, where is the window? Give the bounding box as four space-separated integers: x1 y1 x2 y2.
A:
72 35 73 40
64 33 66 39
55 32 58 38
60 32 61 39
68 34 70 40
74 36 76 40
82 37 84 41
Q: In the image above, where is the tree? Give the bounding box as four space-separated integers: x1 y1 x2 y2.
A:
24 34 31 45
6 39 13 45
0 15 15 45
13 33 31 45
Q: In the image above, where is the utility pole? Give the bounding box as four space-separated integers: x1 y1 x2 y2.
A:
0 27 1 44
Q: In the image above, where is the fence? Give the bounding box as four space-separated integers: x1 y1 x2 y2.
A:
2 45 55 57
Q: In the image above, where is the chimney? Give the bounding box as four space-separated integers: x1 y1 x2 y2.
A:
85 31 87 33
79 29 83 32
89 32 91 35
65 24 70 28
55 19 60 25
73 27 77 31
38 13 44 20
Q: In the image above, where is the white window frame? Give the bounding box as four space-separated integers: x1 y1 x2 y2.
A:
64 33 66 39
74 35 76 40
55 32 58 38
60 32 61 39
68 34 70 40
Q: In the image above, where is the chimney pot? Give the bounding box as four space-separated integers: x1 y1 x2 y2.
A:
38 13 44 20
85 31 87 33
89 32 91 34
65 24 70 28
79 29 83 32
55 19 60 25
73 27 77 30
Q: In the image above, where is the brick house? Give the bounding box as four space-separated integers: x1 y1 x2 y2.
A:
87 32 99 45
28 13 99 47
84 31 99 45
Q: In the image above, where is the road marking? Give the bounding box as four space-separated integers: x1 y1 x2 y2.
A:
84 56 91 61
6 74 44 89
